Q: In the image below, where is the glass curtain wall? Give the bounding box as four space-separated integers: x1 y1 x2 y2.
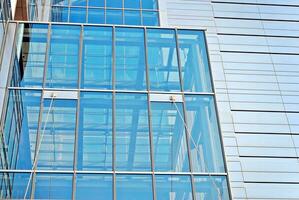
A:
0 23 229 200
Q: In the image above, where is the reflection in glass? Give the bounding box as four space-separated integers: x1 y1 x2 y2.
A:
37 99 76 170
155 175 193 200
116 175 153 200
70 0 86 6
78 92 112 171
46 25 80 88
81 26 112 89
185 95 225 172
124 11 141 25
143 11 159 26
124 0 140 8
178 30 212 92
115 28 146 90
34 173 73 199
52 0 68 6
106 0 123 8
14 24 47 88
51 6 68 22
76 174 112 200
147 29 180 91
70 7 86 23
88 0 104 7
194 176 229 200
151 102 189 172
88 8 105 24
106 9 123 25
115 93 151 171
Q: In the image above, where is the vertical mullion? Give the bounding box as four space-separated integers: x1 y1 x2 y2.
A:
112 25 116 200
144 27 156 200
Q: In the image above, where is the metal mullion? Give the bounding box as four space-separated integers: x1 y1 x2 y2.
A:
143 27 156 200
122 0 124 24
112 26 116 200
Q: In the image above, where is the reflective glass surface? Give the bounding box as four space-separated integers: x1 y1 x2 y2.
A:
0 173 31 199
70 7 86 23
106 9 123 25
147 29 181 91
115 28 146 90
81 26 112 89
151 102 189 172
88 8 105 24
143 11 159 26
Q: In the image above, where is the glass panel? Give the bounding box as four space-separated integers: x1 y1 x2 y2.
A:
116 175 153 200
124 10 141 25
76 174 112 200
46 25 80 88
178 30 212 92
142 0 158 9
51 6 68 22
124 0 140 9
155 175 193 200
151 102 189 172
106 9 123 25
70 7 86 23
115 93 151 171
185 95 225 173
78 92 112 171
194 176 229 200
88 0 104 7
14 24 47 87
115 28 146 90
70 0 86 6
88 8 104 24
2 90 41 170
52 0 68 6
106 0 122 8
147 29 180 91
34 173 73 199
37 99 76 170
81 26 112 89
142 11 159 26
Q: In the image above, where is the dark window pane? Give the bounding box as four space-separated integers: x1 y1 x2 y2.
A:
124 0 140 9
106 0 122 8
88 0 104 7
116 175 153 200
76 174 113 200
37 99 76 170
81 26 112 89
70 0 86 6
178 30 212 92
34 173 73 199
194 176 229 200
151 102 190 172
70 7 86 23
51 6 68 22
142 11 159 26
185 95 225 172
78 92 112 171
88 8 105 24
155 175 193 200
115 93 151 171
147 29 181 92
46 25 80 88
142 0 158 9
124 10 141 25
115 28 146 90
106 9 123 25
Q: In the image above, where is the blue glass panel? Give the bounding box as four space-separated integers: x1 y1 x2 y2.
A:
37 99 76 170
52 0 68 6
116 175 153 200
81 26 112 89
124 0 140 9
115 28 146 90
51 6 68 22
34 173 73 199
142 0 158 9
155 175 193 200
147 29 180 91
46 25 80 88
194 176 229 200
13 24 47 87
151 102 190 172
88 0 104 7
70 0 86 6
106 0 122 8
115 93 151 171
178 30 212 92
106 9 123 25
70 7 86 23
185 95 225 172
88 8 104 24
78 92 112 171
124 10 141 25
76 174 113 200
142 11 159 26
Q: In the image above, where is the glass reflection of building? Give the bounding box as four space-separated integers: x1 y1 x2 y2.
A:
0 0 230 199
